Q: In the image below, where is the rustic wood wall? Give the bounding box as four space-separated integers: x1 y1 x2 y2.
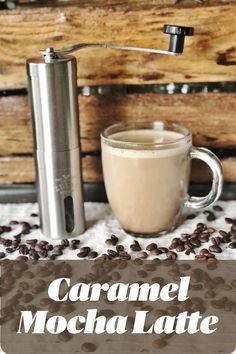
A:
0 0 235 184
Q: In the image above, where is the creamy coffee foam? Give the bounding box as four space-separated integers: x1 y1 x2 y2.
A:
103 130 189 158
102 129 191 234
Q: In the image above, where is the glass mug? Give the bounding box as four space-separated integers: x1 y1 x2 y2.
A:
101 121 223 237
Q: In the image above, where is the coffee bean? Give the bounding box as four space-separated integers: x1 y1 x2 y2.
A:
169 241 178 250
158 247 168 254
19 245 29 255
205 290 216 299
13 233 22 239
39 298 52 306
12 240 20 248
46 244 53 251
49 302 60 313
184 241 194 250
111 234 119 243
180 233 190 241
225 217 233 224
207 227 216 234
53 245 63 252
39 240 48 246
22 293 33 303
107 249 118 258
81 342 97 352
176 245 185 252
31 224 39 229
150 248 162 255
9 220 19 225
5 247 15 254
32 285 45 294
185 249 195 256
152 339 167 349
16 256 28 261
219 230 228 237
52 250 63 257
119 251 131 260
111 271 121 280
195 255 207 261
25 239 37 246
199 236 209 243
80 246 91 253
116 245 124 253
209 245 222 253
167 305 179 316
229 242 236 249
77 247 90 258
71 239 80 245
38 250 48 258
18 282 29 291
21 226 31 235
220 235 230 243
20 221 30 227
49 255 56 260
105 238 116 246
213 205 223 211
0 238 6 245
0 252 5 259
166 251 177 260
69 243 77 250
29 250 40 260
137 251 148 259
231 224 236 232
24 271 34 279
35 244 44 253
61 239 69 247
88 251 98 259
231 279 236 288
58 330 72 342
197 222 206 228
190 239 201 248
207 213 216 221
190 232 199 239
61 304 75 315
146 243 157 252
4 239 12 247
186 214 196 219
137 270 148 278
130 241 141 252
211 237 221 246
205 251 215 258
200 248 209 256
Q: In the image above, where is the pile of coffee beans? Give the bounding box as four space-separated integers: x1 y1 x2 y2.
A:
0 205 235 261
94 205 236 262
0 219 84 260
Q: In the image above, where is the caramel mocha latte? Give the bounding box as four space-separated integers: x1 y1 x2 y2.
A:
102 129 191 235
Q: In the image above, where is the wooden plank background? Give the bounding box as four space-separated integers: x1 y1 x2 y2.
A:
0 91 235 183
0 92 236 154
0 0 235 185
0 156 235 184
0 2 236 89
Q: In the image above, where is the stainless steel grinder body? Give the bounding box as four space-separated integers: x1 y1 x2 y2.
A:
27 55 85 240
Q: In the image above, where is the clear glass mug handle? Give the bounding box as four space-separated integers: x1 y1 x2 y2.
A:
184 147 224 209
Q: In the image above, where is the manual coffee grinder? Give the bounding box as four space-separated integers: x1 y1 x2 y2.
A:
26 24 194 240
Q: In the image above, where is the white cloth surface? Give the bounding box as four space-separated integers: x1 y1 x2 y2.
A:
0 201 235 260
